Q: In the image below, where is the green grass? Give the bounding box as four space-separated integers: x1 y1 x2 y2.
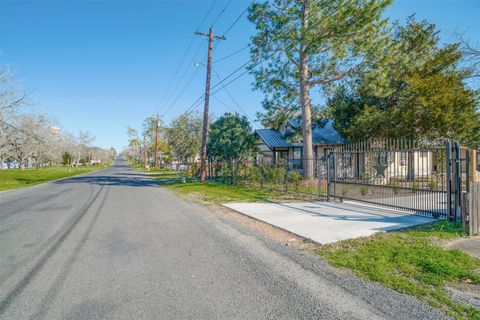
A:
129 162 178 174
162 181 283 204
0 166 108 191
152 172 182 179
317 221 480 320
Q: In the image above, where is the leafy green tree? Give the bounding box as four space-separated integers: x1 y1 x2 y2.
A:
248 0 391 178
207 113 256 182
62 151 73 166
166 112 202 165
329 17 480 147
141 116 166 166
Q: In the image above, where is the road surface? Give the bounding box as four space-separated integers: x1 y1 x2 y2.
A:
0 159 445 319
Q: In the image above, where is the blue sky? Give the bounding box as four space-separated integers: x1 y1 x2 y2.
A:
1 0 479 151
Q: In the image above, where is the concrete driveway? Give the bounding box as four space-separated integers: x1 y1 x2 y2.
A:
223 201 434 244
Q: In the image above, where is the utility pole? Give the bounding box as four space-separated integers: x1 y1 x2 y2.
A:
143 135 147 169
154 114 159 169
195 26 225 182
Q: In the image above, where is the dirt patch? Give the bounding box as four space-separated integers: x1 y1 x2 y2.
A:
166 187 320 250
446 282 480 309
443 237 480 258
211 204 319 252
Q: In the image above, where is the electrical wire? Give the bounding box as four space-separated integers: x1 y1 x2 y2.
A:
213 45 249 63
212 66 259 128
154 0 218 113
211 0 233 26
222 0 253 36
174 0 352 122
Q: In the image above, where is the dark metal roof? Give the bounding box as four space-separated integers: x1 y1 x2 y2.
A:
255 129 291 148
256 119 344 148
312 120 345 145
287 118 301 129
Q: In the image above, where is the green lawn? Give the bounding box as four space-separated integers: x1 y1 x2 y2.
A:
129 162 178 175
317 222 480 320
0 166 108 191
162 180 283 203
148 172 182 179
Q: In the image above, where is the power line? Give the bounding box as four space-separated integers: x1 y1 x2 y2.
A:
162 41 205 109
155 0 218 113
212 95 236 113
211 0 232 26
173 0 350 123
161 0 252 119
212 66 259 128
211 67 250 96
154 37 196 113
209 0 352 94
161 66 203 117
213 44 249 63
222 0 253 36
197 0 218 31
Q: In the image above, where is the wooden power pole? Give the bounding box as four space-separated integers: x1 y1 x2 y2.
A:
195 27 225 182
143 135 147 168
154 114 159 169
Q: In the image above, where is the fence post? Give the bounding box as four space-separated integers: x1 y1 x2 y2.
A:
326 152 332 202
465 182 480 235
454 142 462 222
464 149 479 235
471 149 479 183
446 142 453 221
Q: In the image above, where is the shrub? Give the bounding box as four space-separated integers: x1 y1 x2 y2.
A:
412 181 420 192
428 179 437 190
288 171 301 193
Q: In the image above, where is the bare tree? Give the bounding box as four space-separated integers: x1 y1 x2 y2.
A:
0 67 31 121
73 131 95 167
453 32 480 83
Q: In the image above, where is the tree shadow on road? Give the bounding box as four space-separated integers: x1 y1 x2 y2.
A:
52 175 160 188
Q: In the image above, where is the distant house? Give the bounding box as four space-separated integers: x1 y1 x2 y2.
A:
255 119 345 174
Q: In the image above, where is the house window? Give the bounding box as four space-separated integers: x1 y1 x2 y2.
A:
293 147 302 160
377 152 388 165
278 151 288 160
292 147 303 170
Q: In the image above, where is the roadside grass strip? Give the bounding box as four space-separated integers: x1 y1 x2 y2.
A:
317 222 480 320
129 163 178 175
0 166 107 191
162 181 283 203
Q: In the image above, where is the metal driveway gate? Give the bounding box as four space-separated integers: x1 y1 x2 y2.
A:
326 139 466 219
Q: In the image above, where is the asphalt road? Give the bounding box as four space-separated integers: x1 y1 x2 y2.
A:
0 159 446 319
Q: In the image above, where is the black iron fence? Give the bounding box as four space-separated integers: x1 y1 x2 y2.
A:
326 140 469 219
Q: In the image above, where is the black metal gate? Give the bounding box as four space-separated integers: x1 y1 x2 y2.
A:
326 139 467 219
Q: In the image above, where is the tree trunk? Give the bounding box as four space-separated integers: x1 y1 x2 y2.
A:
299 0 314 180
